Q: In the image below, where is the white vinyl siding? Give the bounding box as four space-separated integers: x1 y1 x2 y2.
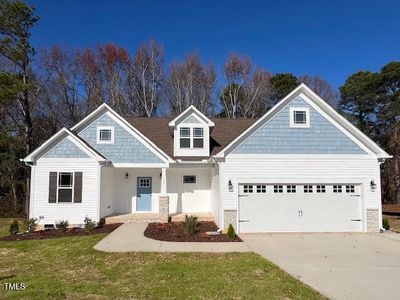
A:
100 166 114 217
210 165 221 226
30 158 100 225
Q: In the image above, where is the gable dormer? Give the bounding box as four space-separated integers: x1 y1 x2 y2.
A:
168 106 215 157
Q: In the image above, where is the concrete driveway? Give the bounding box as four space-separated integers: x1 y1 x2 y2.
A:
241 232 400 300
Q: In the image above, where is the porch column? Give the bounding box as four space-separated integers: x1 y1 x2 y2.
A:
159 167 169 223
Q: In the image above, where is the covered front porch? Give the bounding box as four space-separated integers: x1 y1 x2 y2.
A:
99 165 215 224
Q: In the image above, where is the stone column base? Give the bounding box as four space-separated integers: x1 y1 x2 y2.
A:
159 196 169 223
223 209 237 232
366 209 380 232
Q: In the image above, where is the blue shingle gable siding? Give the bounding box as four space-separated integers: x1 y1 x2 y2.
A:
78 113 164 163
182 114 201 124
233 96 367 154
44 138 90 158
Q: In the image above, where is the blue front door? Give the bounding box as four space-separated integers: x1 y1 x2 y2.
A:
137 177 152 211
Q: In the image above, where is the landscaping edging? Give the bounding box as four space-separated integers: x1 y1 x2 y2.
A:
0 223 122 241
144 221 242 242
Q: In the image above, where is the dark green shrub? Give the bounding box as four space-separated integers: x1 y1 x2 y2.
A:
24 218 39 233
183 215 198 235
383 218 390 230
84 217 97 230
9 220 19 235
227 223 236 239
56 220 69 231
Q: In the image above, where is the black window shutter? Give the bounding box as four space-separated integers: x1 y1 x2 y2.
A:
48 172 57 203
74 172 83 203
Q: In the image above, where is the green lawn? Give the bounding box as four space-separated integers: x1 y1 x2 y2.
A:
0 219 325 300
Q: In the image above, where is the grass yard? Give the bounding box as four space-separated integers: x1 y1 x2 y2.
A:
0 219 325 300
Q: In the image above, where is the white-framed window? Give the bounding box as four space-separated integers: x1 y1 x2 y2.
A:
256 185 266 193
183 175 196 184
97 126 114 144
274 185 283 193
290 107 310 128
304 185 313 193
193 128 204 148
243 185 253 193
316 185 326 193
179 127 205 149
58 172 74 202
345 185 355 193
287 185 296 193
179 127 191 148
333 185 342 193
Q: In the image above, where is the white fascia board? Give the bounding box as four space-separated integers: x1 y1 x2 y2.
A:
168 105 215 127
112 163 169 168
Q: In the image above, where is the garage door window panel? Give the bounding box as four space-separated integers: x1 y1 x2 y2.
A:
316 185 326 193
256 185 266 193
274 185 283 193
346 185 355 193
304 185 313 193
287 185 296 193
333 185 342 193
243 185 253 193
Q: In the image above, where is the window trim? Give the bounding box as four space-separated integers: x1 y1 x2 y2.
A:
290 107 310 128
97 126 114 144
57 172 74 203
178 125 205 149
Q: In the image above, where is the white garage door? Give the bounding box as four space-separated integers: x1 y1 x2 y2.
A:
238 184 362 233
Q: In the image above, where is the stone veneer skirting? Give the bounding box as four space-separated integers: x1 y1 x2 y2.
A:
366 209 380 232
224 209 237 232
159 196 169 223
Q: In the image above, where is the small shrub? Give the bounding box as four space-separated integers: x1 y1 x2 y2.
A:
84 216 97 230
56 220 69 231
9 220 19 235
383 218 390 230
183 215 198 235
24 218 39 233
227 223 236 239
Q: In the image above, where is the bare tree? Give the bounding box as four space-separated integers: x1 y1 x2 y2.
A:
299 74 338 107
38 45 82 126
164 53 216 115
220 53 273 118
128 40 164 117
97 44 131 114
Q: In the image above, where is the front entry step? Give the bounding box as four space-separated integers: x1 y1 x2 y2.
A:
105 213 159 224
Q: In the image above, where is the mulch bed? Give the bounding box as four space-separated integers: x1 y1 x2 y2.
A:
144 221 242 242
0 223 122 241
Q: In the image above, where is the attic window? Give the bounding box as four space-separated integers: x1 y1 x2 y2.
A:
97 127 114 144
290 107 310 128
193 128 204 148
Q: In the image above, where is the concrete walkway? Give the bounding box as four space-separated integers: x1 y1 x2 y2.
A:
94 223 250 253
242 232 400 300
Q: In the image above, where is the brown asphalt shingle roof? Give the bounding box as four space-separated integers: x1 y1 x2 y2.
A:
125 117 256 161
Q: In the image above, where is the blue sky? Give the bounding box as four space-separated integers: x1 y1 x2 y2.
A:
28 0 400 89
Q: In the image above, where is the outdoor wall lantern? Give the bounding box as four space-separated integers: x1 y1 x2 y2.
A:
370 179 377 192
125 172 129 179
228 179 233 192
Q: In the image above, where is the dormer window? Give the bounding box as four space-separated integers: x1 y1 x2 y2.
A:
97 126 114 144
180 127 191 148
290 107 310 128
193 128 204 148
179 127 204 149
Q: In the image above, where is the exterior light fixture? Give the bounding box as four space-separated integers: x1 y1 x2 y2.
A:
228 179 233 192
370 179 377 192
125 172 129 179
